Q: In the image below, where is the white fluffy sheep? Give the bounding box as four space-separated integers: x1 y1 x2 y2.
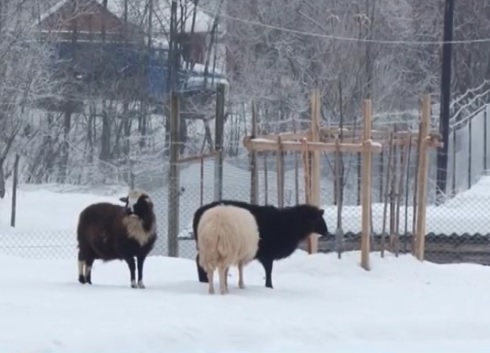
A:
197 204 260 295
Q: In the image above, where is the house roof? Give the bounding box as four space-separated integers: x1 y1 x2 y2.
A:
39 0 219 34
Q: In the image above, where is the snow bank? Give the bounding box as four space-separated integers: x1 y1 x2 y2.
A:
1 250 490 352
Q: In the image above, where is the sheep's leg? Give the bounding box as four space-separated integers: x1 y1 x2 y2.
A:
238 261 245 289
78 249 88 284
218 266 228 295
84 258 94 285
224 267 229 290
77 260 86 284
124 256 137 288
196 254 208 283
207 270 215 294
136 254 147 289
259 257 274 289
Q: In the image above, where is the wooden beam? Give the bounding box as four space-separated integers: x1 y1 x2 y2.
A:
249 101 259 204
319 135 443 148
276 136 285 207
247 131 311 141
244 138 383 153
308 89 321 254
301 138 311 204
320 127 442 140
361 99 373 271
243 132 444 148
415 94 431 261
177 150 219 163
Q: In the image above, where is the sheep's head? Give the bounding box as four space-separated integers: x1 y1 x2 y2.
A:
297 204 329 237
119 190 153 216
313 208 328 237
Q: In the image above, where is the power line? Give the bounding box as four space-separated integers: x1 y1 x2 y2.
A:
197 6 490 46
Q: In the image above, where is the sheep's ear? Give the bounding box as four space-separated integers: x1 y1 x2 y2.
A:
318 208 325 216
119 197 128 203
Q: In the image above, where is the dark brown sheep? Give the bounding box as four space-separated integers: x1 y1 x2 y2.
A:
76 190 157 289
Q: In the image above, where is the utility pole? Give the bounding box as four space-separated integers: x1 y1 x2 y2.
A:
436 0 455 205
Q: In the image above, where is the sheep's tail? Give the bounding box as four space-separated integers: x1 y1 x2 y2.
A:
216 228 238 265
197 217 238 272
197 231 220 273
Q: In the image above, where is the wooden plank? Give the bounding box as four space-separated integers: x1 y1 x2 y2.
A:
248 131 311 141
177 151 219 163
276 136 285 207
250 101 259 204
243 132 442 149
415 94 431 261
244 138 383 153
319 135 443 148
361 99 373 271
308 89 321 254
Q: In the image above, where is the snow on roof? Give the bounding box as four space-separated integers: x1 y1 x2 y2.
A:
39 0 218 36
109 0 217 33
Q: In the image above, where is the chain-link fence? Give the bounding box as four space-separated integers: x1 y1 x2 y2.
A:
2 105 490 266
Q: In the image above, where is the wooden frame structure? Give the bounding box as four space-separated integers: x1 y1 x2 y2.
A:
243 89 382 270
243 91 441 270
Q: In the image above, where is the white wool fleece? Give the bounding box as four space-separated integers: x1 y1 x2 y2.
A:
197 205 259 273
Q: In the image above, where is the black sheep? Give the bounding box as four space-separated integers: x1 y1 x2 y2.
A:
192 200 329 289
76 190 157 289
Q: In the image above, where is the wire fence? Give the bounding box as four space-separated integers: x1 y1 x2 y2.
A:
1 105 490 266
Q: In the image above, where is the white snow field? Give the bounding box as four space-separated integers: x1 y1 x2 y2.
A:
1 165 490 351
1 250 490 353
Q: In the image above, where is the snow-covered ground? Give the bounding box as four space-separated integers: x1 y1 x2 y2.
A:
0 158 490 351
1 250 490 352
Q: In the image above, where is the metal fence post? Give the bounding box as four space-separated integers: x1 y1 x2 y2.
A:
214 83 225 201
484 106 488 171
468 117 472 189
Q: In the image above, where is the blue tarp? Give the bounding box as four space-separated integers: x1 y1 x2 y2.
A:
49 41 227 99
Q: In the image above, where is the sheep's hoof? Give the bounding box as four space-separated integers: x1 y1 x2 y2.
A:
239 283 245 289
131 280 138 289
78 275 86 284
137 281 145 289
208 287 215 294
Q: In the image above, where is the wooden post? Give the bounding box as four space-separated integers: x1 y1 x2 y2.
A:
214 83 225 201
292 119 300 205
381 131 394 257
167 92 180 257
200 156 204 206
250 101 259 204
308 89 321 254
415 94 431 261
301 138 311 204
361 99 373 271
264 154 268 204
395 134 411 256
334 136 343 258
276 136 285 207
10 154 19 227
